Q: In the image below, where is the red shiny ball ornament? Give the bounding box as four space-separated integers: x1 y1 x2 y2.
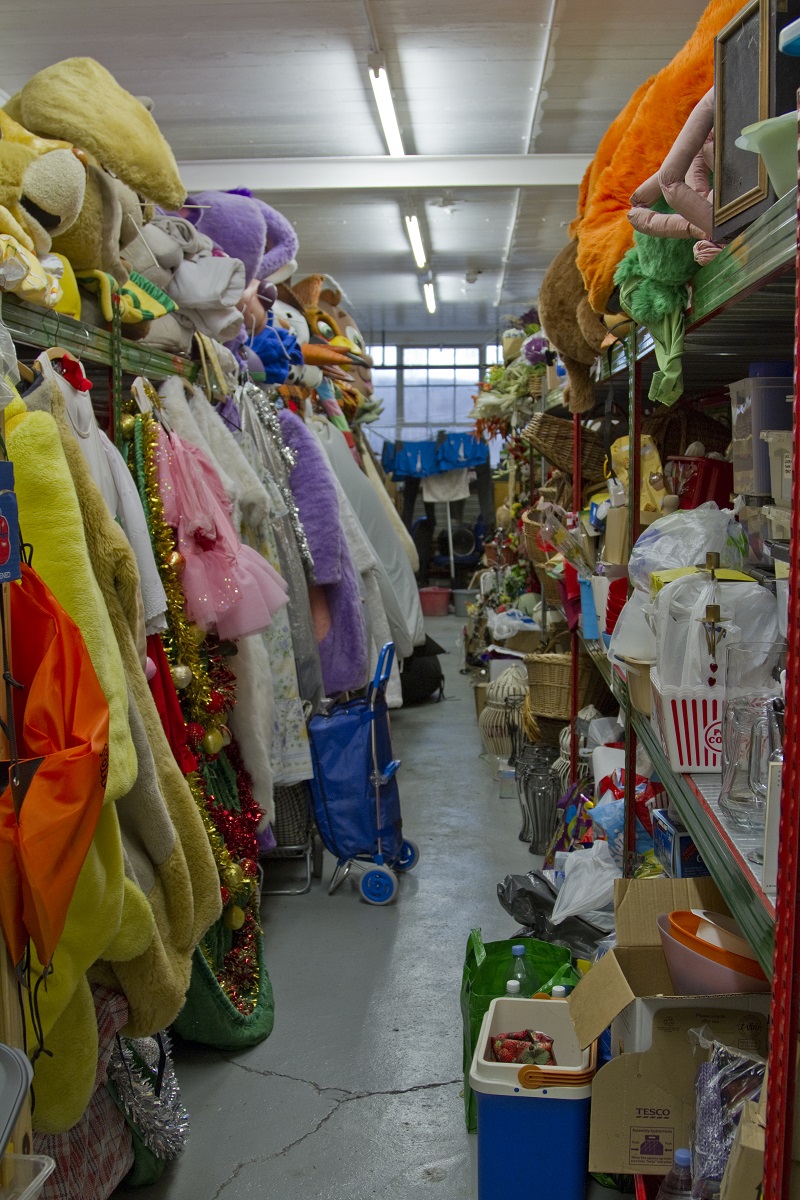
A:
242 859 257 879
185 722 206 752
220 885 231 906
206 690 226 715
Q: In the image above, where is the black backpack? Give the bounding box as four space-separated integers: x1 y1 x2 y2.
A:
400 636 446 705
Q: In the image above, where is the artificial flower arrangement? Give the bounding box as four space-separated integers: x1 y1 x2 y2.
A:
470 307 556 440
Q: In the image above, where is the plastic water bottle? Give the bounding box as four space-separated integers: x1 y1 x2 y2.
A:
510 944 540 997
551 985 567 999
505 980 521 997
655 1149 692 1199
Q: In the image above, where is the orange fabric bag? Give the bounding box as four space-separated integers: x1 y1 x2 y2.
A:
0 564 109 970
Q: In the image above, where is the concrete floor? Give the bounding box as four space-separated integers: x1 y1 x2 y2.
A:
129 617 620 1199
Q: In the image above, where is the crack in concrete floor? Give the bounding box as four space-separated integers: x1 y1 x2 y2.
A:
209 1077 462 1200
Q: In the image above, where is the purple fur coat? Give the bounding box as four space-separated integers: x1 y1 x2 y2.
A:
278 410 368 696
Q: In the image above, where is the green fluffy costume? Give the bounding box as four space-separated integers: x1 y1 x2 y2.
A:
614 199 700 406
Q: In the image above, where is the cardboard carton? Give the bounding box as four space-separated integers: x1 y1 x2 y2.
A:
603 508 659 566
567 878 771 1176
720 1100 764 1200
651 808 710 879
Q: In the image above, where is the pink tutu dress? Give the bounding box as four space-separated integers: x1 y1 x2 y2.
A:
156 426 288 640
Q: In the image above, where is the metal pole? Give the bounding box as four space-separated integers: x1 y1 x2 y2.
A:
570 412 582 782
623 327 642 876
762 90 800 1200
446 500 455 582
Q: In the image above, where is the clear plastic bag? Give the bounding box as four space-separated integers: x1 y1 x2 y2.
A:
550 840 620 927
628 503 747 594
496 871 614 957
691 1031 765 1199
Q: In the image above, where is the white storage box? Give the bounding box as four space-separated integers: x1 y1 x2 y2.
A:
650 668 723 773
761 428 793 508
763 504 791 542
729 376 792 495
0 1155 55 1200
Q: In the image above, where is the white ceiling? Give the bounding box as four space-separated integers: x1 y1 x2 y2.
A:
1 0 707 340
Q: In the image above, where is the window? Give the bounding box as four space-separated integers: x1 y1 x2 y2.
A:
362 344 498 454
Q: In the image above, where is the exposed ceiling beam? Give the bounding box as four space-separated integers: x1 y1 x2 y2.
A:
176 154 590 193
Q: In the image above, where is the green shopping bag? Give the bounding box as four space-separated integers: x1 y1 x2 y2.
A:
460 928 571 1132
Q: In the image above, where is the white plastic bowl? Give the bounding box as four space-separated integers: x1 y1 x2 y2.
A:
657 914 769 995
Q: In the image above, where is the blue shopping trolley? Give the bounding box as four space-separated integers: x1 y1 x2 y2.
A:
308 643 420 904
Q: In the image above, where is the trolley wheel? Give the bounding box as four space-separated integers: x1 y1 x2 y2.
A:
312 834 324 880
359 865 397 905
395 838 420 873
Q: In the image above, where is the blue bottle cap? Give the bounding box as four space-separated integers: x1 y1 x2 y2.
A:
512 944 525 956
674 1149 691 1169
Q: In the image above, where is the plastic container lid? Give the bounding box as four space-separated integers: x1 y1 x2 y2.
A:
674 1149 691 1169
506 980 521 995
0 1044 34 1157
511 944 525 956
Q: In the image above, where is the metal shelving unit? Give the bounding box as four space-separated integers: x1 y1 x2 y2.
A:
2 296 198 384
568 134 800 1198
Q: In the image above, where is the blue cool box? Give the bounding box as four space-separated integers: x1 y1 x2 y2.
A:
470 997 594 1200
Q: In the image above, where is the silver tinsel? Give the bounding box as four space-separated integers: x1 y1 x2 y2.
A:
236 382 316 580
107 1031 189 1161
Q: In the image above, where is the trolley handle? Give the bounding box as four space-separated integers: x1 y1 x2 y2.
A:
370 642 395 696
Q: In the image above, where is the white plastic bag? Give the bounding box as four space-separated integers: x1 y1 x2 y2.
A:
550 841 620 927
650 574 779 690
628 503 747 593
607 588 657 664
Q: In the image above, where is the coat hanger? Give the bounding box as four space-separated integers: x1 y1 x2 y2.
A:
34 346 80 370
16 363 34 384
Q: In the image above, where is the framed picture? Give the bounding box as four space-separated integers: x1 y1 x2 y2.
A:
713 0 770 233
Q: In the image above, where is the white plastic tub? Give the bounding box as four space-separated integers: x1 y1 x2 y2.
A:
0 1155 55 1200
729 377 793 495
761 428 793 509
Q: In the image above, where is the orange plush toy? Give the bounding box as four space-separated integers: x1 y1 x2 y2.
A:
576 0 744 316
538 78 653 413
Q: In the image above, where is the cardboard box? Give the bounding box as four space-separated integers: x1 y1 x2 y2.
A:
567 878 771 1177
603 508 659 566
649 566 754 598
651 809 710 879
505 629 541 654
720 1101 764 1200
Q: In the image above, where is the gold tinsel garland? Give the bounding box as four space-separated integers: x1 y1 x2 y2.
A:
131 407 260 1014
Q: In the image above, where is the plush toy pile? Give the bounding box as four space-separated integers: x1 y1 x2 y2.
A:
538 0 745 413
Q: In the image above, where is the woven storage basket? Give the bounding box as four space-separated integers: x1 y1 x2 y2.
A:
534 564 562 608
524 633 609 721
643 403 730 463
528 371 545 401
522 695 568 748
523 413 606 479
522 511 548 563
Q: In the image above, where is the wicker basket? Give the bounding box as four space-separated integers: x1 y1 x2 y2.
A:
534 564 562 608
522 695 568 748
528 372 545 401
524 633 609 720
522 511 548 563
643 403 730 463
523 413 606 479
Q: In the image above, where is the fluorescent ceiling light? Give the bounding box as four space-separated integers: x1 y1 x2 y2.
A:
368 59 405 157
423 281 436 314
405 214 427 269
